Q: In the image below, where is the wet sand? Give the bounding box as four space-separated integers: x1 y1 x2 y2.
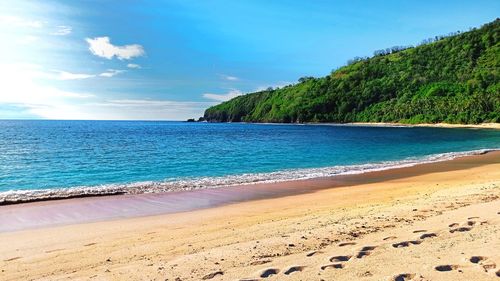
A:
0 151 497 232
0 151 499 280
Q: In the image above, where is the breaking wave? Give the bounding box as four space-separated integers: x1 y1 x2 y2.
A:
0 148 496 204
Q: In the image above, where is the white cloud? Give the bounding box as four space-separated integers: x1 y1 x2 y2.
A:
51 25 72 36
85 99 216 120
202 82 295 103
56 71 95 80
127 63 141 69
101 99 212 108
219 74 239 81
0 63 95 119
203 89 242 102
86 37 145 60
49 69 125 80
0 15 44 28
99 69 125 78
0 63 209 120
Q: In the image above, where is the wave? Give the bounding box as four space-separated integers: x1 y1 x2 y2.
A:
0 148 497 205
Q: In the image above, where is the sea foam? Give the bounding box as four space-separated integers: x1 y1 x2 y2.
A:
0 148 496 204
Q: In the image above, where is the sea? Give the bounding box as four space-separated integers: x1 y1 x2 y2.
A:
1 120 499 203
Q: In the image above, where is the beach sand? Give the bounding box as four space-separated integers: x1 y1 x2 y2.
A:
0 152 499 280
348 122 500 129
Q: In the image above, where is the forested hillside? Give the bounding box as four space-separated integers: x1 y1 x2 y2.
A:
204 19 500 124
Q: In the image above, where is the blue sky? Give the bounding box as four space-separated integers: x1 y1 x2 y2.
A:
0 0 498 120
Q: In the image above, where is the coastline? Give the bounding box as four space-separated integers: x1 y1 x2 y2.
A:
1 150 499 232
0 148 499 280
346 122 500 129
207 121 500 130
1 148 498 206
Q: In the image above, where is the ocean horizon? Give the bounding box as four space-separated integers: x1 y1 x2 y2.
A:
1 120 499 203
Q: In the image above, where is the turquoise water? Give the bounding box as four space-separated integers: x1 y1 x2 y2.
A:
0 120 499 202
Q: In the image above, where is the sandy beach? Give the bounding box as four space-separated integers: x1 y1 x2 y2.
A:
0 152 499 280
348 122 500 130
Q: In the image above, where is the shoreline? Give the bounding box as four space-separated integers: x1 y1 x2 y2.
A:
0 150 498 233
1 148 497 206
0 145 499 280
210 121 500 130
346 122 500 129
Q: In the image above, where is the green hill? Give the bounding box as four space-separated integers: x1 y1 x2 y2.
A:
204 19 500 124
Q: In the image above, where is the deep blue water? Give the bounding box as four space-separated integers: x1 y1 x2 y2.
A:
0 120 499 199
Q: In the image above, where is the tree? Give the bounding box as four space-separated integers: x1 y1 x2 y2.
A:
204 19 500 125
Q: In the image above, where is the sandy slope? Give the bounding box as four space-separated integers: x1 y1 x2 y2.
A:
0 155 499 280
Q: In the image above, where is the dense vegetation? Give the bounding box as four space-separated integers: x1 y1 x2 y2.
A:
204 19 500 124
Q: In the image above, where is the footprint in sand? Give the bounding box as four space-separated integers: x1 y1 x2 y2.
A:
283 265 306 275
383 236 397 241
413 230 427 233
320 263 344 270
320 255 352 271
260 268 279 278
470 256 486 264
356 246 377 258
449 227 472 233
392 240 421 248
201 271 224 280
306 250 323 257
419 233 437 239
393 273 415 281
329 255 351 262
338 242 356 247
448 223 459 228
496 270 500 277
434 265 458 272
469 256 497 272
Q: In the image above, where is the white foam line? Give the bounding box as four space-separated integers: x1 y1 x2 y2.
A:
1 148 498 204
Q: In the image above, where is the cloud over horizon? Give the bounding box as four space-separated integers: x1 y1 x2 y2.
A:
0 63 210 120
56 71 94 80
0 63 96 119
86 36 145 60
127 63 141 69
51 25 72 36
53 69 127 80
219 74 239 81
203 89 242 102
99 69 125 77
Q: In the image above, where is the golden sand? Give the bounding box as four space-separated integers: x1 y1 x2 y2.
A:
0 152 499 280
349 122 500 129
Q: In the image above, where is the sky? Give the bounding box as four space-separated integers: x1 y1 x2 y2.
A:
0 0 498 120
